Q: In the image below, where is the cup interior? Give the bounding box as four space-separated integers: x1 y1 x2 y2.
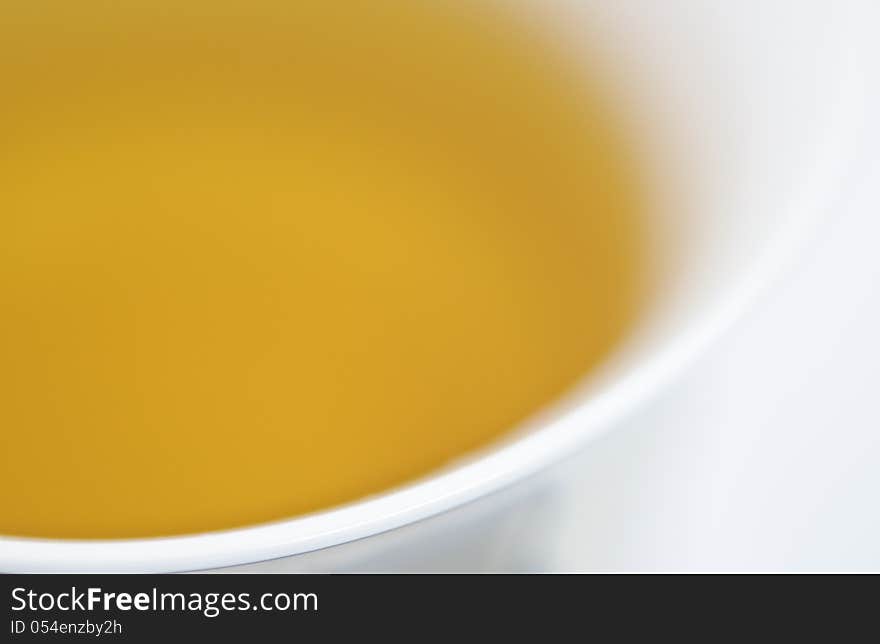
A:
537 0 866 372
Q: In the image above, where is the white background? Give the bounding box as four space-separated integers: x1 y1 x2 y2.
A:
549 108 880 571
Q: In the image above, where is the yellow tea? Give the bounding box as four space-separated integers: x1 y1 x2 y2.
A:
0 1 644 538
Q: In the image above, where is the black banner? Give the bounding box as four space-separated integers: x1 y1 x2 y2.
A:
2 573 866 640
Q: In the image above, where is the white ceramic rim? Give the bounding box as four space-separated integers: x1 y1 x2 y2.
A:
0 4 872 573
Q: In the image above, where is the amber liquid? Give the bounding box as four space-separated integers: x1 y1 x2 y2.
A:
0 1 644 538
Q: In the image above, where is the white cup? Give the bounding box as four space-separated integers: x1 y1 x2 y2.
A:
1 0 871 572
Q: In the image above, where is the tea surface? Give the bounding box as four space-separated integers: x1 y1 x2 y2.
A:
0 1 644 537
